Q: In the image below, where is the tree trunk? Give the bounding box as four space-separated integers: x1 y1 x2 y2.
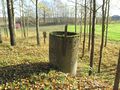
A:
0 28 2 43
13 14 16 36
88 0 92 51
1 0 9 37
105 0 110 47
89 0 96 76
113 50 120 90
7 0 16 46
19 0 23 38
80 11 82 42
23 15 26 38
11 0 16 36
26 9 30 37
21 0 26 38
82 0 87 57
98 0 106 73
75 0 77 33
43 9 46 24
36 0 40 45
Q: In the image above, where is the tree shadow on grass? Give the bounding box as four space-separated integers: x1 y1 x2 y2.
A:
0 62 56 84
101 63 116 73
98 63 117 80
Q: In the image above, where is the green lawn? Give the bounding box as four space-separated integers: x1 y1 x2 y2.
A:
68 23 120 41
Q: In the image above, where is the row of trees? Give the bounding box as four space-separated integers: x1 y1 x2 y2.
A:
75 0 119 89
1 0 77 45
5 0 44 45
73 0 111 75
74 0 111 75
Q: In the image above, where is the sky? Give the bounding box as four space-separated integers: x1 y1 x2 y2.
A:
62 0 120 16
109 0 120 16
0 0 120 16
41 0 120 16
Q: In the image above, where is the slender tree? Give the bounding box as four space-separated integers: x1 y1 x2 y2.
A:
21 0 26 38
19 0 22 37
24 1 31 37
43 8 46 24
105 0 110 47
1 0 8 37
80 11 83 42
7 0 16 46
88 0 92 51
0 28 2 43
36 0 40 45
113 50 120 90
11 0 16 36
26 4 30 37
75 0 77 33
104 0 108 32
82 0 87 57
19 0 24 38
98 0 106 73
89 0 96 76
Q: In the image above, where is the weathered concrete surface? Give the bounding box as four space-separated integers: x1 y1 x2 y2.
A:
49 31 79 76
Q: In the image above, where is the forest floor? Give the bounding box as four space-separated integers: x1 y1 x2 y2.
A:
0 25 120 89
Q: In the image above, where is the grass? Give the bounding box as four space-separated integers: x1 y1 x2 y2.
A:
0 36 103 89
68 23 120 41
1 23 120 41
0 25 120 89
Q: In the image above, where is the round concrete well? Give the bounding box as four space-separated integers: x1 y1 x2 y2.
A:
49 31 79 76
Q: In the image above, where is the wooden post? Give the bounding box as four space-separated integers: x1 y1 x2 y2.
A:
64 24 68 56
65 24 68 38
43 32 47 44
